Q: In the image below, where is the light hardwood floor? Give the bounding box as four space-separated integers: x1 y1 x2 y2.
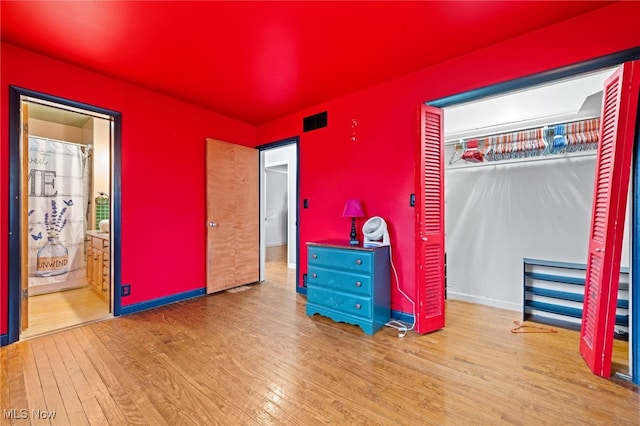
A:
20 286 111 340
265 244 296 291
1 253 638 425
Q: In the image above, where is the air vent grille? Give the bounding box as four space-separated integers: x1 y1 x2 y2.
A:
303 111 327 132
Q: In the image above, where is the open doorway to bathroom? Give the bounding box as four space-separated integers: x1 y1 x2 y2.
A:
259 139 299 291
9 91 116 340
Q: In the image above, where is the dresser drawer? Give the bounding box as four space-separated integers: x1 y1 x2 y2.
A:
307 287 371 319
308 266 372 297
308 246 372 273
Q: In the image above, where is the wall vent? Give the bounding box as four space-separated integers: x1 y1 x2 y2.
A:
303 111 327 132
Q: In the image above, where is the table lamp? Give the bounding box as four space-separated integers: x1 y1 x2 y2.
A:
342 199 364 245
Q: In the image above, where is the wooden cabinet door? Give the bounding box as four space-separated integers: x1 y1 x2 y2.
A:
86 243 94 288
206 138 259 293
95 250 104 292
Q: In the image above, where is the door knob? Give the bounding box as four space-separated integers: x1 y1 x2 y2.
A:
209 221 218 228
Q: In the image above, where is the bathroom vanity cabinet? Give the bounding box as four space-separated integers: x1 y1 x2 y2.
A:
86 231 110 301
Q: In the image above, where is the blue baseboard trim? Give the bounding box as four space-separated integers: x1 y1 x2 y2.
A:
296 286 307 295
120 288 206 316
0 334 8 347
391 309 415 326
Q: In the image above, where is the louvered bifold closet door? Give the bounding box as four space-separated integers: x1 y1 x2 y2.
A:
416 105 445 334
580 60 640 377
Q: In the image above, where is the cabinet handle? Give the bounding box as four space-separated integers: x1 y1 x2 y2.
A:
312 253 317 259
355 303 361 310
312 273 317 278
356 259 362 265
355 281 362 287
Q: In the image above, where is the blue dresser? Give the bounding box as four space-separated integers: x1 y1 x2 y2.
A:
306 240 390 335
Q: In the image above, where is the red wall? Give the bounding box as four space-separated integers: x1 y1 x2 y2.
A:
0 43 257 334
257 2 640 315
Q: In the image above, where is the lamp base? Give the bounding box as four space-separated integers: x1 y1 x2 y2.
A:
349 217 358 246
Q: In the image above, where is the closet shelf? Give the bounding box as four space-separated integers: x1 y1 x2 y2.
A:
447 116 600 166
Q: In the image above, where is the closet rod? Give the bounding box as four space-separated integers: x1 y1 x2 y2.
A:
447 151 596 171
444 114 600 147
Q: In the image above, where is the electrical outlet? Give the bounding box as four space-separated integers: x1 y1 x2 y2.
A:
121 283 131 296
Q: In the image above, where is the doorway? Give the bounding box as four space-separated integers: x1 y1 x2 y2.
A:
259 139 299 291
7 87 122 344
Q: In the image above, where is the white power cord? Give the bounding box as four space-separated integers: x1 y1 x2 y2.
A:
384 245 416 338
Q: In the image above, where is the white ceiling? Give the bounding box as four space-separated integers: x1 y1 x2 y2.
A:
444 67 618 141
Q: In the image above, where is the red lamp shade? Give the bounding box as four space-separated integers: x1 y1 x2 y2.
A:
342 199 364 218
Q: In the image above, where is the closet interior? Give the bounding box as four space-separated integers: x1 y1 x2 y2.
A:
443 66 630 344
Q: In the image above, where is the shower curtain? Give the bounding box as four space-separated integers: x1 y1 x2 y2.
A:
28 137 89 295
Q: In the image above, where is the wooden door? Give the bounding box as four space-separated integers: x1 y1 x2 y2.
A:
580 61 640 377
206 138 259 293
21 101 29 331
415 104 446 334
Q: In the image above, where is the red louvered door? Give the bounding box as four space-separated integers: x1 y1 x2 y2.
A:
415 104 445 334
580 61 640 377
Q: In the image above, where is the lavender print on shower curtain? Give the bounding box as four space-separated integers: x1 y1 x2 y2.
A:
28 137 87 293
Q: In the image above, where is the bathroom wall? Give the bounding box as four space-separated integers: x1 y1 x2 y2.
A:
85 118 111 230
265 168 288 247
29 118 83 143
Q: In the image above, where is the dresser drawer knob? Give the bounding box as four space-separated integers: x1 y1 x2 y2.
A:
312 273 317 278
355 281 362 287
356 259 362 265
312 254 318 259
355 303 361 310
